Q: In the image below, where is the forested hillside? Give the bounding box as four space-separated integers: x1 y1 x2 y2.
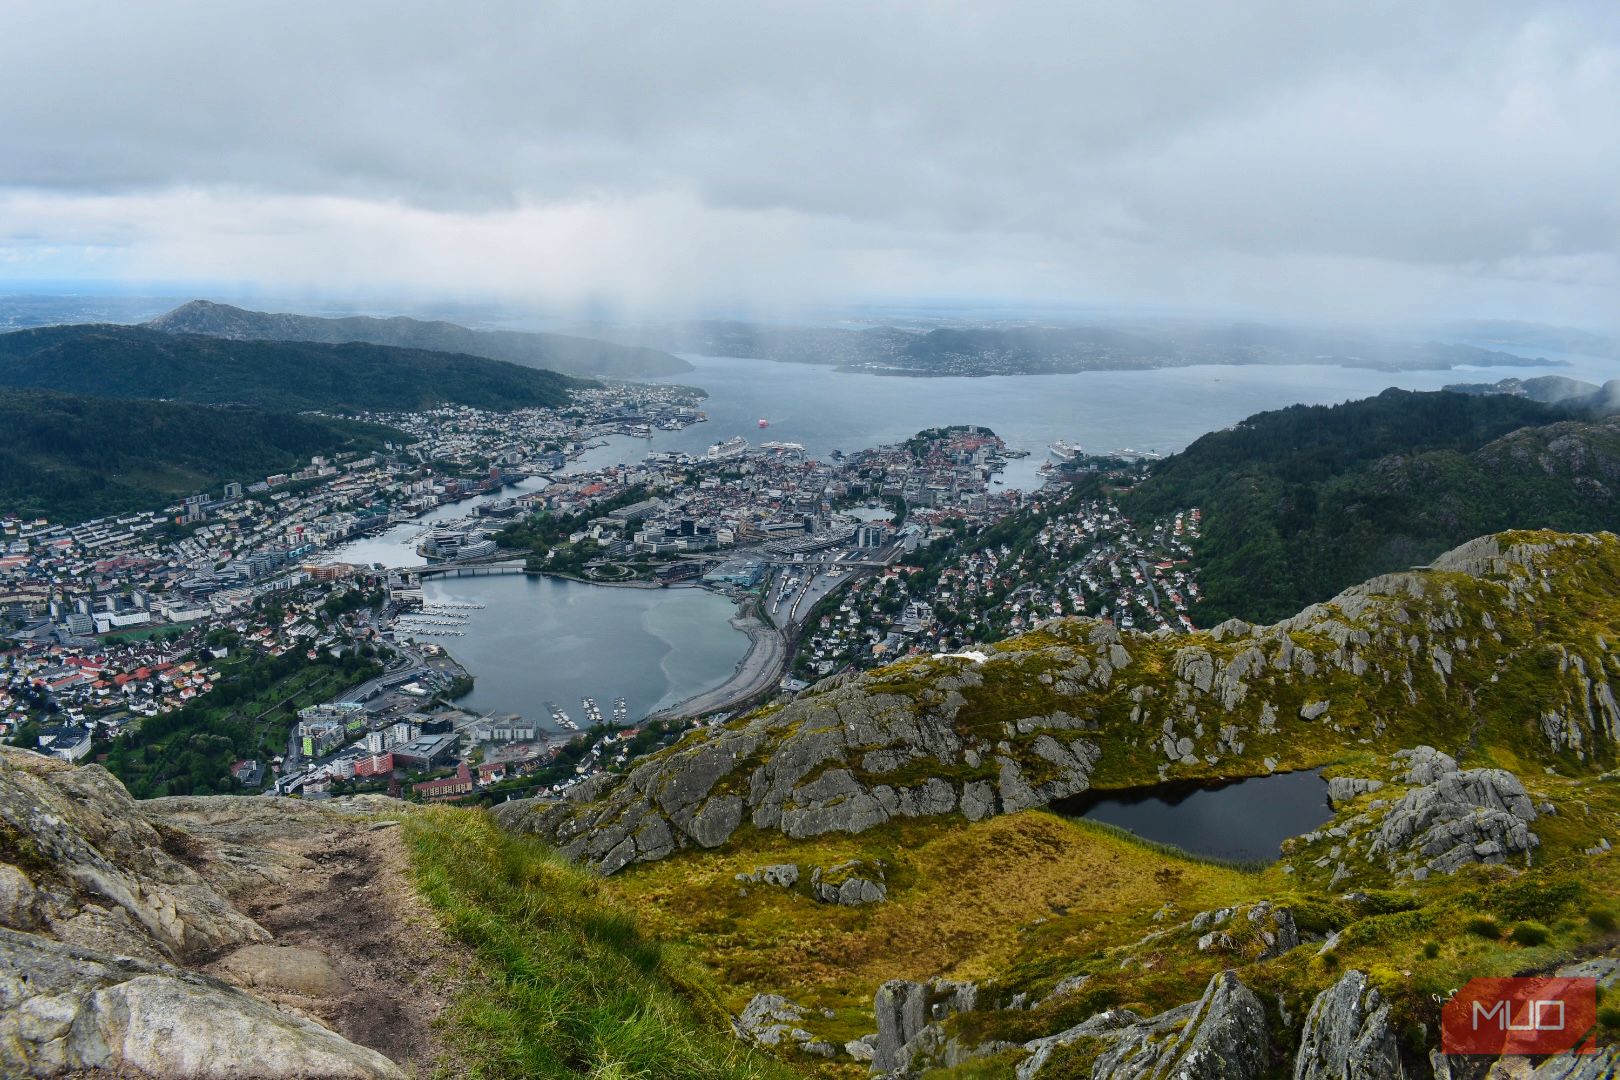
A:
0 389 399 521
0 324 583 413
1121 389 1620 623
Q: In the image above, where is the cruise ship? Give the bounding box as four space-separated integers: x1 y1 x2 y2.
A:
706 436 749 461
1049 439 1083 462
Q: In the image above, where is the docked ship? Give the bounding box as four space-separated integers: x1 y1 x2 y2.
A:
706 435 749 461
1049 439 1083 463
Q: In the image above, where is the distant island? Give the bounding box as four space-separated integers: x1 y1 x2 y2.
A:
148 299 693 379
581 317 1559 376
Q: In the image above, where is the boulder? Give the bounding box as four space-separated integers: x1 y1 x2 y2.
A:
732 992 813 1048
811 861 886 905
1326 777 1384 807
0 928 402 1079
0 863 38 930
1293 970 1404 1080
1392 746 1457 786
873 979 931 1073
1018 970 1269 1080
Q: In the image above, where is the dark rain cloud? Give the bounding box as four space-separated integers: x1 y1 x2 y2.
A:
0 1 1615 323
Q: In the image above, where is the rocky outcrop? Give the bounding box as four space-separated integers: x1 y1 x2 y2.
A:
0 929 403 1079
0 745 266 963
731 993 837 1057
1326 777 1384 807
811 861 887 905
495 652 1102 873
1371 748 1540 878
498 532 1620 875
1293 970 1404 1080
870 977 982 1074
0 745 432 1078
1017 970 1270 1080
873 979 931 1073
1523 1045 1620 1078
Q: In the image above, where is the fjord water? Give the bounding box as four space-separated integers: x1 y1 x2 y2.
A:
421 574 751 722
1053 769 1334 863
568 352 1595 487
338 352 1589 733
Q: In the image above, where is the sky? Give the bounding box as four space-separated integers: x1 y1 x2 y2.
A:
1 1 1617 328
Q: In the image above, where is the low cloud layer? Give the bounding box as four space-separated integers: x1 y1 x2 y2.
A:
1 1 1615 325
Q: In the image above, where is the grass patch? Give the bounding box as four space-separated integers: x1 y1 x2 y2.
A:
403 806 791 1080
609 809 1260 1027
1508 921 1551 947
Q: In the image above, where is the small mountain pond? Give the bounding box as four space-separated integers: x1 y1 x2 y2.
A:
1051 768 1333 864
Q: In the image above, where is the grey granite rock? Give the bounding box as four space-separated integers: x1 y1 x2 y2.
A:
873 979 930 1073
0 928 402 1079
1018 970 1269 1080
732 992 816 1048
1522 1045 1620 1079
1326 777 1385 807
1293 970 1404 1080
1373 755 1540 876
811 861 887 905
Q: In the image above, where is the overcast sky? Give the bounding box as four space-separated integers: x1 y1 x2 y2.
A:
1 2 1616 327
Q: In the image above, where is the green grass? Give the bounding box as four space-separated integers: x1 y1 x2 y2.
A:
403 807 794 1080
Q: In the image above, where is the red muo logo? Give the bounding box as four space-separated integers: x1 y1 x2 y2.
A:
1442 977 1598 1056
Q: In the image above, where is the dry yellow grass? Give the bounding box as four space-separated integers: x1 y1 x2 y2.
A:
608 811 1258 1010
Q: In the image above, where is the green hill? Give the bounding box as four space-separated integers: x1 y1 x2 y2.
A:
1119 388 1620 623
0 323 584 414
0 389 399 521
147 299 692 379
493 531 1620 1076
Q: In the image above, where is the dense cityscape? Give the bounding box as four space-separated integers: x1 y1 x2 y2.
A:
2 378 1203 808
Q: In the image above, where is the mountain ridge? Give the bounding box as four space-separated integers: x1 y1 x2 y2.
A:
1117 388 1620 624
495 529 1620 873
148 299 693 379
491 530 1620 1076
0 323 584 413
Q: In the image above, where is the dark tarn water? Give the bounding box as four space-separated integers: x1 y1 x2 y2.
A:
1052 769 1332 863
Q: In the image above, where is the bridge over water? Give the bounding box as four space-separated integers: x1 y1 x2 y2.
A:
388 558 530 579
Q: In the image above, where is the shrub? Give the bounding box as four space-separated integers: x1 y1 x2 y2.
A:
1465 916 1502 940
1487 879 1580 922
1599 1006 1620 1031
1422 941 1441 959
1588 906 1618 933
1509 921 1550 947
